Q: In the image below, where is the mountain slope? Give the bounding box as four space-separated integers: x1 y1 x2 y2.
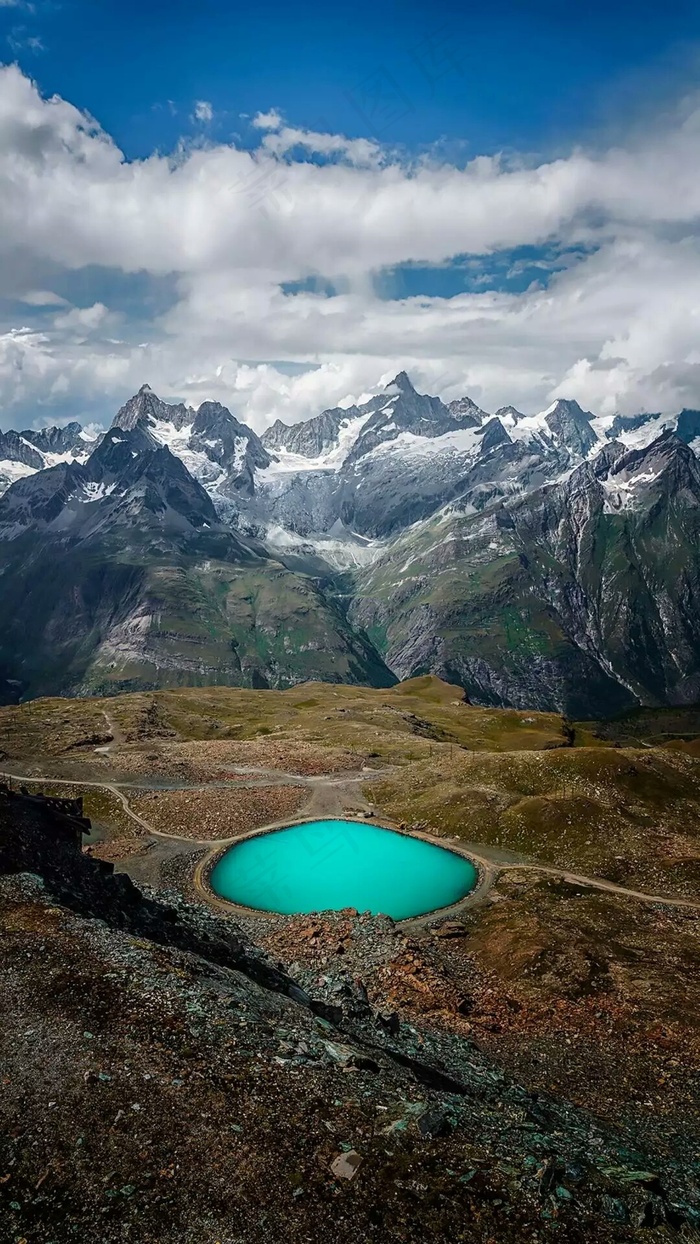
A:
350 432 700 716
0 424 394 698
0 421 93 495
3 375 700 710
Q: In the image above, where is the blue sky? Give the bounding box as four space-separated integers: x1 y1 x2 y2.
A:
5 0 699 158
1 0 700 430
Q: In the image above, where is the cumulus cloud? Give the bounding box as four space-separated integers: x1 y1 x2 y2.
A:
53 301 116 332
192 99 213 123
252 108 282 130
259 122 383 167
2 64 700 428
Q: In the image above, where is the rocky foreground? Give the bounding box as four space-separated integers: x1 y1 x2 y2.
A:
1 784 700 1243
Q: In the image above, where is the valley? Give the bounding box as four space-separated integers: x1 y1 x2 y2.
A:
2 675 700 1239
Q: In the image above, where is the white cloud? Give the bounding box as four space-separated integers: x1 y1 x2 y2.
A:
252 108 282 130
193 99 213 124
19 289 69 306
53 301 115 332
260 123 383 168
2 65 700 428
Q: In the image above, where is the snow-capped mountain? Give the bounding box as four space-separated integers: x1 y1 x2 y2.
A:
111 384 271 497
0 421 95 495
0 422 234 544
251 376 597 544
350 427 700 716
3 372 700 712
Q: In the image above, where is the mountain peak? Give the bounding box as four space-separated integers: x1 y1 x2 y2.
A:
112 386 191 435
386 371 415 394
544 397 593 421
543 397 598 457
449 395 486 426
495 405 525 422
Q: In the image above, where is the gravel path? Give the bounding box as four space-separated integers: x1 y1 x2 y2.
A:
4 767 700 913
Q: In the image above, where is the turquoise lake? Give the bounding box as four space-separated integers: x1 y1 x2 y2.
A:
209 819 478 920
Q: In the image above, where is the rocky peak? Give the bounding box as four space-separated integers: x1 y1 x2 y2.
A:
346 379 458 466
478 417 512 453
591 439 626 478
110 389 270 499
190 401 271 494
448 396 485 427
22 422 85 456
544 398 598 457
574 431 700 519
0 430 44 471
112 387 192 434
260 377 484 468
89 424 158 480
676 409 700 445
263 418 289 442
385 370 415 394
546 398 594 420
0 458 85 536
0 422 92 499
605 411 660 441
262 408 349 459
622 428 700 488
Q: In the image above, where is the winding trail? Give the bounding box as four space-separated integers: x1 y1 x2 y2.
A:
94 709 125 756
3 767 700 913
483 859 700 911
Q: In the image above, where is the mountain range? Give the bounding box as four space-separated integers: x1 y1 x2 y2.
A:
1 374 699 715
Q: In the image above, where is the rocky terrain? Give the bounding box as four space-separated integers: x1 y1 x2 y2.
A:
1 374 700 712
3 675 700 1243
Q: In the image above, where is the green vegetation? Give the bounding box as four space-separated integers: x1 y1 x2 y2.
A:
366 743 700 898
4 679 700 902
0 535 395 700
0 674 567 763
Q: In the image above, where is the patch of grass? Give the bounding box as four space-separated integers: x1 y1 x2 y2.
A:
0 675 568 764
365 745 700 898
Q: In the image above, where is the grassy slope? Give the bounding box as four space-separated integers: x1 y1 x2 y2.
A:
0 535 395 698
80 560 396 695
366 744 700 897
352 513 633 717
0 675 568 763
3 677 700 899
353 473 700 717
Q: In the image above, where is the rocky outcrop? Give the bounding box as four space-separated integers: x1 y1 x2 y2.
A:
0 782 312 1003
262 407 350 457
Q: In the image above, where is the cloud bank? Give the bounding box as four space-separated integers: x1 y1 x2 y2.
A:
1 63 700 429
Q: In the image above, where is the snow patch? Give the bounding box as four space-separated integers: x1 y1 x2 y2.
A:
264 519 386 569
81 481 118 501
258 411 373 479
601 466 663 512
503 411 554 446
147 419 194 449
367 425 483 460
0 459 37 485
44 449 90 468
